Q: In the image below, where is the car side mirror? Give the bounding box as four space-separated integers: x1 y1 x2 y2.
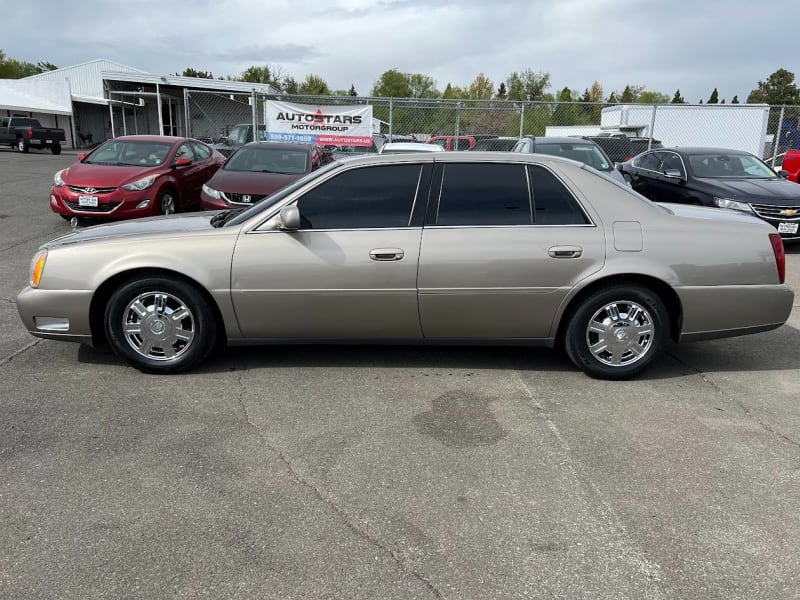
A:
663 169 684 179
778 169 790 178
278 205 301 231
77 152 87 161
174 157 192 167
615 163 624 172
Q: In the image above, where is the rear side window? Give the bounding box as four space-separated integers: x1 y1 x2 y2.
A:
297 164 422 229
436 163 531 225
529 165 589 225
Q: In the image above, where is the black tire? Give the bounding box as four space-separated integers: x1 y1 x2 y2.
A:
158 189 177 215
51 143 61 155
17 139 29 153
563 284 668 380
104 277 218 373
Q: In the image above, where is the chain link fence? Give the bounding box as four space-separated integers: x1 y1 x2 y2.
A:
184 90 800 162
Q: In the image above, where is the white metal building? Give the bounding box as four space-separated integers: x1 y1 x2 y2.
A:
1 59 280 149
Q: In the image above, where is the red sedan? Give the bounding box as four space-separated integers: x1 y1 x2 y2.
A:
50 135 225 220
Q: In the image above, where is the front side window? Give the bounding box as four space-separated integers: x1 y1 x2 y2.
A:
529 165 589 225
297 164 422 229
436 163 531 226
191 141 212 160
633 152 662 172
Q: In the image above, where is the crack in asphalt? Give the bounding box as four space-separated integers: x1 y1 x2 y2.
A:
512 371 667 598
0 227 64 254
0 339 42 368
232 369 446 600
666 351 800 448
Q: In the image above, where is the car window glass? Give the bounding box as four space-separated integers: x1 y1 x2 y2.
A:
176 143 195 160
0 118 7 128
660 152 685 176
436 163 530 226
634 152 662 171
456 139 471 151
297 164 422 229
529 165 589 225
192 141 212 160
228 126 245 145
430 138 447 148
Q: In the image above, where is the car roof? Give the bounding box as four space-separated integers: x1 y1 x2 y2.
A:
522 136 600 145
246 141 315 151
381 142 444 152
656 147 756 156
112 135 185 143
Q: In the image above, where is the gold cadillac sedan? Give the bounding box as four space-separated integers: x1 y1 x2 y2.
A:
17 152 794 379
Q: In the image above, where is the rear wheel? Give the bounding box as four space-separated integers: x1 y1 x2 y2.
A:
105 277 218 373
17 139 29 153
564 284 668 380
51 143 61 155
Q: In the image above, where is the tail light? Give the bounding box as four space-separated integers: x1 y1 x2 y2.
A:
27 128 33 138
769 233 785 283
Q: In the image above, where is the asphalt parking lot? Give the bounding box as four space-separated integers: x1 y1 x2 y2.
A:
1 149 799 599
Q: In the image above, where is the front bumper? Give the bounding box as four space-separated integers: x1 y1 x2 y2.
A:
50 185 157 219
16 286 94 344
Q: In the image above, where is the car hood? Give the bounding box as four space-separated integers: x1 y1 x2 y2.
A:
208 169 303 195
697 177 800 203
43 214 216 249
62 162 162 187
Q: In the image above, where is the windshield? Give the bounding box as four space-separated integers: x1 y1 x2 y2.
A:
687 153 778 179
225 146 309 174
221 160 343 227
85 140 173 166
536 143 612 171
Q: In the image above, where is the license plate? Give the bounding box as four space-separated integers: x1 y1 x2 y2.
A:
45 139 52 143
778 222 799 234
78 195 99 207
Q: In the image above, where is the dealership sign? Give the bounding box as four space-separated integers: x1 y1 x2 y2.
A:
264 100 373 146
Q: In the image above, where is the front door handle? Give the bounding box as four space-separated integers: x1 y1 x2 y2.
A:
548 245 583 259
369 248 404 261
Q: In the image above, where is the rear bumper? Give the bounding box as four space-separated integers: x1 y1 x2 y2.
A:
677 284 794 341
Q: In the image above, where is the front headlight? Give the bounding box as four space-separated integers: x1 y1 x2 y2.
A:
30 249 47 288
713 197 753 213
122 174 158 191
202 183 221 199
54 169 66 187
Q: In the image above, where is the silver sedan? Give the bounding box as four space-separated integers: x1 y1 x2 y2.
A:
17 152 794 379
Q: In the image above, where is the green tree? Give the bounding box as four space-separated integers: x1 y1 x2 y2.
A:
180 67 215 78
407 73 440 98
731 95 740 104
467 73 494 100
240 64 286 88
606 91 618 104
747 68 800 104
298 74 330 95
496 82 507 100
638 90 670 104
442 83 467 99
505 69 551 101
618 84 645 103
282 76 298 95
348 84 357 97
707 87 719 104
671 89 686 103
0 50 54 78
371 69 412 97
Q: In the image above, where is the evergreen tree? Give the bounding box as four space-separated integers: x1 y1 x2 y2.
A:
671 89 685 103
731 95 740 104
707 88 719 104
349 84 357 96
496 82 507 100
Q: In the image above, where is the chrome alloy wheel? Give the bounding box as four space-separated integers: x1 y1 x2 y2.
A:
585 300 654 367
121 291 195 361
161 192 176 215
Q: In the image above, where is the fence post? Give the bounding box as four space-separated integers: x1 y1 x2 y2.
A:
772 104 786 165
251 89 258 137
518 103 525 137
455 101 461 139
647 103 658 150
184 89 191 138
388 98 393 139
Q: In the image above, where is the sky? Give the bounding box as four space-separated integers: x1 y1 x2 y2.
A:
3 0 796 103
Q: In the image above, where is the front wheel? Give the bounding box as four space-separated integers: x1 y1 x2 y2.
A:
563 284 668 380
17 139 29 153
159 189 176 215
105 277 218 373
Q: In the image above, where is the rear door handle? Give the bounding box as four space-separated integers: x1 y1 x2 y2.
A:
548 245 583 259
369 248 404 261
